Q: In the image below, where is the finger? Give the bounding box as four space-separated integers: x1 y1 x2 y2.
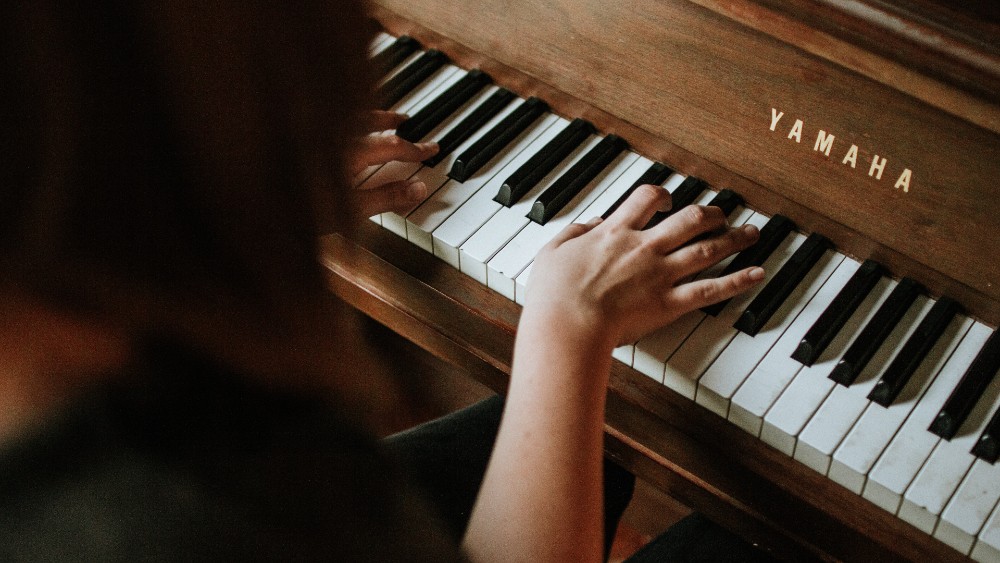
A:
605 184 671 230
354 179 428 218
354 135 439 172
645 204 728 254
663 223 759 279
669 266 766 311
545 217 602 249
367 110 408 131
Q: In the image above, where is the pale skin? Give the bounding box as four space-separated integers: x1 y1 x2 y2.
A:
462 182 763 562
3 111 764 562
347 110 439 219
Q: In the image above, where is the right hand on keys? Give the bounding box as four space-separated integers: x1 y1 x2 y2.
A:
524 183 765 349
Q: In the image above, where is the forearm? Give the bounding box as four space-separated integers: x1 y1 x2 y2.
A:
462 306 614 563
461 185 762 561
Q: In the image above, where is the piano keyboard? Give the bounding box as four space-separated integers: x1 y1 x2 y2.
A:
363 32 1000 561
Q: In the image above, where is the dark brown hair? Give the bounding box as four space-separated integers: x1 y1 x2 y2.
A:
1 1 375 377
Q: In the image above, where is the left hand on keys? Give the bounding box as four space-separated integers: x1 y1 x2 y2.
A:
347 110 439 217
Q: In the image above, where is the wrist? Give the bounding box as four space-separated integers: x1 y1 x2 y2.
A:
518 300 619 364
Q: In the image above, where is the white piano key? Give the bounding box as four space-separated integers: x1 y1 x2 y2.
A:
695 248 843 417
378 49 424 85
405 93 523 251
633 311 700 384
379 76 496 237
576 156 656 223
431 114 565 269
863 322 993 514
485 150 642 299
761 276 897 455
612 344 635 366
514 263 531 306
728 257 862 436
900 442 976 534
973 502 1000 562
369 32 395 55
394 65 463 114
899 368 1000 534
459 132 602 284
663 221 800 400
935 459 1000 555
794 294 934 475
634 207 759 388
485 264 516 299
828 315 972 494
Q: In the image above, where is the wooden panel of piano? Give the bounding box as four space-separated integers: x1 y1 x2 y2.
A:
324 1 1000 560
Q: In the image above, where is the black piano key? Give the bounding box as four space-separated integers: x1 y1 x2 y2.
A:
827 277 923 387
371 35 419 78
733 233 831 336
701 214 796 317
396 69 492 143
422 88 516 168
600 162 674 220
972 407 1000 463
526 135 629 225
792 259 885 366
449 97 548 182
493 118 594 207
706 188 744 217
643 176 705 229
867 297 961 407
929 328 1000 440
377 49 447 110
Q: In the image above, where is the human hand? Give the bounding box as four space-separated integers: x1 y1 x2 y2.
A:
348 110 439 217
524 184 764 348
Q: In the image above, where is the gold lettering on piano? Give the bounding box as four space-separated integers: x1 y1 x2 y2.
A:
787 119 803 143
894 169 912 191
813 130 835 156
842 145 858 168
769 108 913 192
869 155 887 180
769 109 784 132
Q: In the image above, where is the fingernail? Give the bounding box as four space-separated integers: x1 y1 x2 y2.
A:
418 142 439 152
749 267 765 281
640 184 671 211
406 181 427 200
743 224 760 237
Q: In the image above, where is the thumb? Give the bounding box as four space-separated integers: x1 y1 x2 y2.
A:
545 216 603 249
355 179 427 218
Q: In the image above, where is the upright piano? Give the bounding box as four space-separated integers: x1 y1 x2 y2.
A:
323 1 1000 560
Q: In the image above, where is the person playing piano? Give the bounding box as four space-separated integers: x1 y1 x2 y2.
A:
0 1 769 561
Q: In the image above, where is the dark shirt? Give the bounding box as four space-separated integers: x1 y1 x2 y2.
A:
0 340 462 562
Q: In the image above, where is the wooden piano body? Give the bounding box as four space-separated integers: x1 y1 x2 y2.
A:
325 0 1000 560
